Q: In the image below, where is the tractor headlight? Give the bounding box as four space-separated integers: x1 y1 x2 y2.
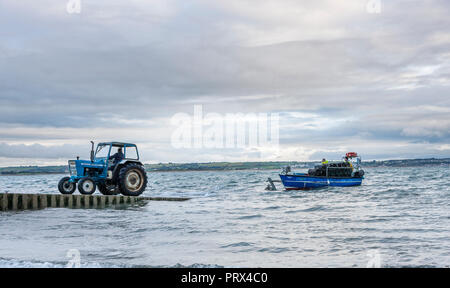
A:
69 161 77 176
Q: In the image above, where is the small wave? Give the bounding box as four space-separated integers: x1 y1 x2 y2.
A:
262 205 281 210
285 205 325 213
0 258 223 268
221 242 253 248
301 205 326 212
257 247 290 253
0 258 126 268
237 214 263 219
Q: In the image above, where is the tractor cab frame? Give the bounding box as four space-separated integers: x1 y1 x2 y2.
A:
93 142 141 177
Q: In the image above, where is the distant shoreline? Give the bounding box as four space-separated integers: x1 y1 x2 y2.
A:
0 172 67 176
0 158 449 176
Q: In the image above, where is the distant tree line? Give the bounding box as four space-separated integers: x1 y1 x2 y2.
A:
0 158 448 175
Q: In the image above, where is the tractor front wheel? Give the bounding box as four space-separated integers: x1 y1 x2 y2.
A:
78 177 96 195
118 164 147 196
58 177 76 194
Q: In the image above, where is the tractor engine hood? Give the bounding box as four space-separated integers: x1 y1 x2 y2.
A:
68 159 105 176
77 160 105 168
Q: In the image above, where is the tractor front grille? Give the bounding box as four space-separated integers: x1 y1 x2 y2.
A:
69 161 77 176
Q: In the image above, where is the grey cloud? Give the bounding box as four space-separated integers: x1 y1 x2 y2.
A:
0 143 87 159
0 0 449 164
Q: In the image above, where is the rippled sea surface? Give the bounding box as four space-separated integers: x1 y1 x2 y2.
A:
0 166 449 267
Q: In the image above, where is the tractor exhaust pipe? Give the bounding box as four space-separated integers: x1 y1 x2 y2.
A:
90 141 95 162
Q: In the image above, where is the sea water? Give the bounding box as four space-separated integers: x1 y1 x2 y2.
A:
0 166 449 267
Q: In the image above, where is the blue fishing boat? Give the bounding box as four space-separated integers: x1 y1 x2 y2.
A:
278 152 365 190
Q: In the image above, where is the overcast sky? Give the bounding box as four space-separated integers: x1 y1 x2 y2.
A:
0 0 449 166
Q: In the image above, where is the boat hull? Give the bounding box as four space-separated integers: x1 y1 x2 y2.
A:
279 173 363 190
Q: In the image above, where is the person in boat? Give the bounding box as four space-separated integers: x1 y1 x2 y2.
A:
345 156 353 169
322 158 329 165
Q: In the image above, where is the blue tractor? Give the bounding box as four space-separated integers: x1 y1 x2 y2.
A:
58 142 148 196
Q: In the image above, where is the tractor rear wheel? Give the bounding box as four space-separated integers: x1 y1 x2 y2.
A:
58 177 76 194
78 177 96 195
118 164 147 196
98 182 120 195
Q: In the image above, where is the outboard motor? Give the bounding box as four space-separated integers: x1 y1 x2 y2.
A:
353 169 365 178
282 166 291 175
